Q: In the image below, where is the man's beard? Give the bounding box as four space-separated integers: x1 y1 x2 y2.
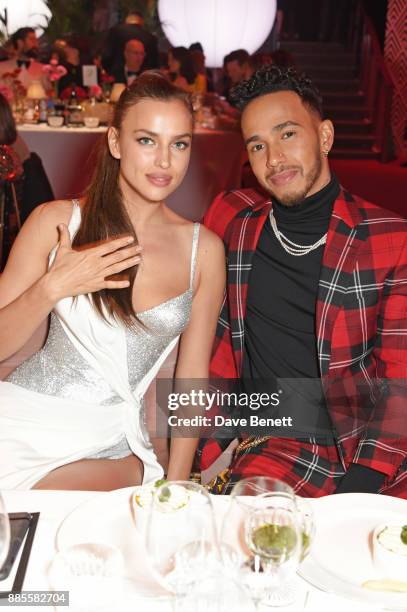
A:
265 149 323 208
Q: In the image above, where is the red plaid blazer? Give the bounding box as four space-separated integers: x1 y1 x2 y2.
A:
203 187 407 482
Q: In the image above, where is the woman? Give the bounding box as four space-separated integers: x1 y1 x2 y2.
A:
167 47 199 93
0 72 225 490
189 43 211 94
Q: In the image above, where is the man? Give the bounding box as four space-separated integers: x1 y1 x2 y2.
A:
0 28 46 89
200 66 407 498
112 39 145 85
224 49 254 86
102 9 158 73
223 49 254 108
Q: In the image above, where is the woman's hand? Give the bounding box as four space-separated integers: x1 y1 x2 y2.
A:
45 224 142 302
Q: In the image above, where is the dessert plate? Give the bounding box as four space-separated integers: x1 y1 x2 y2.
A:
299 493 407 610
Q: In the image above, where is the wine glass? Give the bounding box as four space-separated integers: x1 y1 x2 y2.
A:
230 476 296 500
0 493 10 574
244 503 302 606
145 481 219 610
220 477 301 607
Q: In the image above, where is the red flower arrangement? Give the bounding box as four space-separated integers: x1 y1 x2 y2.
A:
100 73 114 84
0 69 26 101
88 84 103 99
59 85 88 100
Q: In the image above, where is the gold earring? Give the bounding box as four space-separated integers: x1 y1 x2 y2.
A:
323 149 329 157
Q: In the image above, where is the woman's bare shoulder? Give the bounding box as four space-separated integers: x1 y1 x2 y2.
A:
29 199 76 235
196 224 224 255
34 199 77 224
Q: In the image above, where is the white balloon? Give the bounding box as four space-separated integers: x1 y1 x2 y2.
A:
158 0 276 68
0 0 52 36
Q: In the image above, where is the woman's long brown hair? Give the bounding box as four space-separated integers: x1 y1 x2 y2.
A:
72 71 193 326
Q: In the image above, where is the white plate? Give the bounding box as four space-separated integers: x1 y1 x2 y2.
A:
56 486 168 599
299 493 407 610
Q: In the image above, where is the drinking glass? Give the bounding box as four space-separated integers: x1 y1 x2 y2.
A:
0 493 10 574
244 502 302 606
220 477 303 608
145 481 219 610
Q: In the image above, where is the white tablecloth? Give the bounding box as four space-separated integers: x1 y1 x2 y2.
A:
0 490 384 612
18 124 245 221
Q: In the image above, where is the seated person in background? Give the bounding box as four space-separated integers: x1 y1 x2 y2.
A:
189 42 212 94
223 49 254 104
102 9 158 73
112 38 145 85
0 72 224 490
0 28 47 90
0 94 53 268
167 47 198 94
53 38 84 94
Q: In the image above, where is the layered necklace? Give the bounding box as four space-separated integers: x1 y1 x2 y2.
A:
269 210 327 257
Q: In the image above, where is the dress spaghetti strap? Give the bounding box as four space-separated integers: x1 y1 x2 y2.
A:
189 223 200 289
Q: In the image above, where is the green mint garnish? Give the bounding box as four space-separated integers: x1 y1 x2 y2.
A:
158 486 171 503
401 525 407 545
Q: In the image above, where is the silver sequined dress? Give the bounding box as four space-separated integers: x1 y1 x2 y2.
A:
0 201 200 489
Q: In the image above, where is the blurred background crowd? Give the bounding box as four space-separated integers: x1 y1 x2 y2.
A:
0 0 404 270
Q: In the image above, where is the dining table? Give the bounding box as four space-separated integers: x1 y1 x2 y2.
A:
1 488 403 612
17 123 246 221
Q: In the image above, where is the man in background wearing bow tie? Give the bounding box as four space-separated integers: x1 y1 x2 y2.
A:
112 38 145 86
0 28 47 90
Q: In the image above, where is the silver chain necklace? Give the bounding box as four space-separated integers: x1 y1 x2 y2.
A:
269 210 327 256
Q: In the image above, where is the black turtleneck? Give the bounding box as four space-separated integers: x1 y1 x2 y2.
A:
242 175 385 493
243 175 338 382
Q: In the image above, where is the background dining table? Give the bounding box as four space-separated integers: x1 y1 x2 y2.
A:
17 124 246 221
0 488 392 612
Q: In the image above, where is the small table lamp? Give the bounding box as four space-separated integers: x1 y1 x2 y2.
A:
26 80 47 101
26 81 47 122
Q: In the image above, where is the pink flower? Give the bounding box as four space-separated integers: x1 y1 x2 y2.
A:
100 73 114 84
42 63 68 82
89 84 102 98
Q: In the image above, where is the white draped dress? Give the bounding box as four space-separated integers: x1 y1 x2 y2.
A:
0 201 200 489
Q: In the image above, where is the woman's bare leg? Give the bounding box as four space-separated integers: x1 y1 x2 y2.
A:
32 455 144 491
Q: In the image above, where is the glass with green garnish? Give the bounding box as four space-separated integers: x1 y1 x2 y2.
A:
245 505 302 568
220 477 304 608
145 481 219 608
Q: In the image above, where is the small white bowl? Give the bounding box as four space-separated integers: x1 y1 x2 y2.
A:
84 116 100 128
373 523 407 582
47 115 64 127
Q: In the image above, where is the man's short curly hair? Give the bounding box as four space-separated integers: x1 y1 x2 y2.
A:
230 65 323 118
